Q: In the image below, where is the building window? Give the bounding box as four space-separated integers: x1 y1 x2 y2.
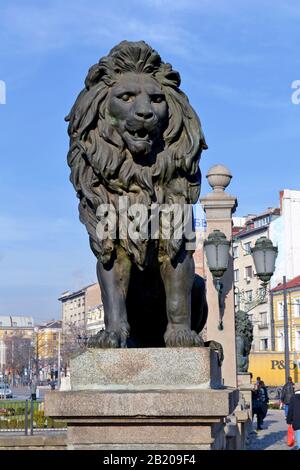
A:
260 338 268 351
260 312 268 327
244 242 251 254
296 331 300 352
245 266 253 279
293 299 300 318
278 301 284 320
233 246 238 259
246 290 253 302
234 293 239 308
234 269 239 282
254 216 270 229
277 329 284 352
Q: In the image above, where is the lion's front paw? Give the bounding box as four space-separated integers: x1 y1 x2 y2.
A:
164 326 204 347
88 328 129 349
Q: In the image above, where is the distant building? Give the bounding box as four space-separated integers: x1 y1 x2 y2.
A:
233 208 280 352
86 304 105 336
270 190 300 288
271 275 300 353
35 320 62 363
58 283 101 333
0 316 34 341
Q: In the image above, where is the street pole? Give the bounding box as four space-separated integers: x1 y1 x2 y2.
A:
283 275 290 383
270 289 275 351
57 330 61 389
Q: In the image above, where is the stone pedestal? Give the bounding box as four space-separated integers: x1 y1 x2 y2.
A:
237 372 252 387
237 373 255 415
45 348 239 450
200 165 238 387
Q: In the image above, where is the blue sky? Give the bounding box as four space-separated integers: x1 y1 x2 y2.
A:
0 0 299 320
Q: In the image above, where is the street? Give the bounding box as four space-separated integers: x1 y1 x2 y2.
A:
249 409 291 450
9 385 48 401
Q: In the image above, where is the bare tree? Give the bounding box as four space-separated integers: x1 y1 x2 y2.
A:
61 324 88 372
4 336 34 384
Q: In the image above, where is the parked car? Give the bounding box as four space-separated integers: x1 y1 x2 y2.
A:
0 383 13 399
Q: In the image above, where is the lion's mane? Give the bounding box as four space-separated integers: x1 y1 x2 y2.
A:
66 40 207 268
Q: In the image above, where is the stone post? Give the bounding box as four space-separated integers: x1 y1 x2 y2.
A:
200 164 237 387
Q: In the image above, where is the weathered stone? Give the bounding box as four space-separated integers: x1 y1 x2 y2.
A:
237 372 252 387
68 425 215 445
70 347 222 391
45 388 239 419
0 433 67 450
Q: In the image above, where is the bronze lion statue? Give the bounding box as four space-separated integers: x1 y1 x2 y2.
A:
66 41 208 348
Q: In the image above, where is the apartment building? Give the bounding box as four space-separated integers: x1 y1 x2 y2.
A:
58 283 102 333
233 208 280 351
271 275 300 354
0 316 35 341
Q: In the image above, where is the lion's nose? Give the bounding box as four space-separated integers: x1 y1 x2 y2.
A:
135 110 154 120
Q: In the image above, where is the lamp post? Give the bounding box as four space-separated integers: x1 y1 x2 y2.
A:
251 236 278 285
205 232 278 335
204 229 231 330
282 276 290 384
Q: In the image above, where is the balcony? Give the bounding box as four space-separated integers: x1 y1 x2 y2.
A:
258 322 269 329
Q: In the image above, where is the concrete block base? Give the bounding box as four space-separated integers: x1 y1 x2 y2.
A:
45 348 239 450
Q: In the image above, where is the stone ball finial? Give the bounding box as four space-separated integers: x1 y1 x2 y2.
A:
206 164 232 192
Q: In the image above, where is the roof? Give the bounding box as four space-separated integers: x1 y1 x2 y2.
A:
37 320 62 330
271 275 300 293
0 316 12 327
58 283 96 301
0 316 34 328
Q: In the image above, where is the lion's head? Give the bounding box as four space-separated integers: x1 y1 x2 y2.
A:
66 41 207 266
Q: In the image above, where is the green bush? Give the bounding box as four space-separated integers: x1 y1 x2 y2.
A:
0 401 65 429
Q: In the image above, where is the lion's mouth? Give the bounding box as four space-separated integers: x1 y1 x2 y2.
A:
127 128 151 141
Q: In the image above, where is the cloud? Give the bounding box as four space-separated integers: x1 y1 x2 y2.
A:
0 0 262 66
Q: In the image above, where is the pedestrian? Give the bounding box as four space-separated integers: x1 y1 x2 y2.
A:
50 380 56 391
252 388 264 431
256 376 261 386
30 377 37 400
287 382 300 450
258 380 269 426
281 376 295 419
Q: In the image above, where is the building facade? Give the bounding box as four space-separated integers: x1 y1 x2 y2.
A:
36 320 62 363
233 208 280 352
86 304 105 336
270 190 300 288
271 275 300 354
0 316 34 341
0 316 35 381
59 283 102 333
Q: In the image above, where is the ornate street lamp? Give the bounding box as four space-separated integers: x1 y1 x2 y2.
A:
251 236 278 285
204 229 231 330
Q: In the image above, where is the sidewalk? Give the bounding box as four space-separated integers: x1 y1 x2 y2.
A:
249 409 290 450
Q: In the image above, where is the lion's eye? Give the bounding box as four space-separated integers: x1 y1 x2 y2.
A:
120 94 134 102
152 95 164 103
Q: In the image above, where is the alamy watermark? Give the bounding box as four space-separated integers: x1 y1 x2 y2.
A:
0 80 6 104
291 80 300 105
95 197 201 250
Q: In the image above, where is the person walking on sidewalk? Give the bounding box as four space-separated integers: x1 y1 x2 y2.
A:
281 376 295 419
287 382 300 450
